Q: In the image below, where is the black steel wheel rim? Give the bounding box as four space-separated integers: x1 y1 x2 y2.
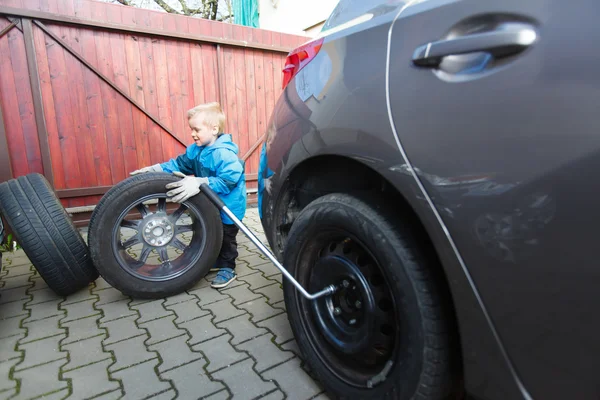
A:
296 229 401 388
111 194 207 282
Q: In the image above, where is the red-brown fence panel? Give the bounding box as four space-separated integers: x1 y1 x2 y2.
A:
0 0 308 219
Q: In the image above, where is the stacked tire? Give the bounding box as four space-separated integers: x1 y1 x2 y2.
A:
0 173 98 296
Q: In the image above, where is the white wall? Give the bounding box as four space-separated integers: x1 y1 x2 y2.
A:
258 0 339 36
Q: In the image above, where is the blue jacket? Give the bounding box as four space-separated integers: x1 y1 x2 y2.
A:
160 134 247 224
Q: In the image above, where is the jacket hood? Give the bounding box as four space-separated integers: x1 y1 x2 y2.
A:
202 134 239 155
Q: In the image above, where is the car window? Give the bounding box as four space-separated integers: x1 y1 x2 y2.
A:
322 0 404 32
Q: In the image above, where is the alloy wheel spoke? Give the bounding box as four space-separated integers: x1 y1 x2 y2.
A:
122 235 141 249
170 238 188 251
120 219 141 229
170 204 187 222
136 203 149 218
157 197 167 213
176 224 193 235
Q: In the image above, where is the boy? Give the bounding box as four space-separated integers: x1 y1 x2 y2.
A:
130 102 246 288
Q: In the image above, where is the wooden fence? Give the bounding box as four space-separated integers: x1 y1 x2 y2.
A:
0 0 307 218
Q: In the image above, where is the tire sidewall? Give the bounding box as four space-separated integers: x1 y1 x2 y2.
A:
89 174 223 298
283 194 428 399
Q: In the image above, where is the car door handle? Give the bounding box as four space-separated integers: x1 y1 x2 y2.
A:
412 22 537 68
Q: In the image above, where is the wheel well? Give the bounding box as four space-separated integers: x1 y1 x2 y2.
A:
275 156 436 259
273 155 464 380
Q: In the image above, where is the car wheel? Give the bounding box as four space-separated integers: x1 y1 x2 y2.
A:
88 172 223 299
0 173 98 296
283 193 460 399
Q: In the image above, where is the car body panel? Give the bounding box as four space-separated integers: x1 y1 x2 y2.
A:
388 0 600 398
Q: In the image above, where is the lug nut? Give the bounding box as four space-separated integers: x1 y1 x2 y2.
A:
355 300 362 309
166 226 171 230
151 239 156 245
333 307 341 316
349 319 357 325
342 280 350 288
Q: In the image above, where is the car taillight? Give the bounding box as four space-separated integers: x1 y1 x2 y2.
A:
282 38 324 89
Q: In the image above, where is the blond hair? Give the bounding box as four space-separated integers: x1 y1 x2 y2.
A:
187 102 226 133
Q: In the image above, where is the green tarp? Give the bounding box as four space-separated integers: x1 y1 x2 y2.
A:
233 0 259 28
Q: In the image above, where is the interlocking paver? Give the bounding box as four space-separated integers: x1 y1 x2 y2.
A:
62 315 104 345
2 263 32 279
15 334 66 371
211 358 276 400
97 299 137 323
61 287 96 305
24 298 63 323
193 334 248 372
106 334 157 372
161 359 225 399
201 298 245 324
140 315 182 345
95 287 130 305
131 299 172 323
21 315 63 344
28 287 59 305
0 316 25 339
236 333 295 372
63 334 110 371
92 389 123 400
111 359 172 399
12 359 68 399
281 339 301 358
190 286 229 306
0 285 31 305
163 292 196 306
263 358 325 400
0 334 22 362
216 314 268 345
204 390 230 400
150 389 177 400
253 283 284 305
101 315 145 345
93 277 115 292
0 360 15 392
238 271 278 290
27 276 49 291
179 314 226 345
61 298 101 323
149 334 202 373
259 390 286 400
222 283 262 306
257 314 294 344
63 359 121 399
165 299 210 324
0 299 28 320
1 275 33 291
237 298 285 323
253 262 282 278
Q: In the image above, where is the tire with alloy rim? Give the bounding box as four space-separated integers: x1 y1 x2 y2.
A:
88 172 223 299
0 173 98 295
282 193 460 399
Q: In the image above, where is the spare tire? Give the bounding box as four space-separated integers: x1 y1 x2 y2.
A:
88 172 223 299
0 173 98 295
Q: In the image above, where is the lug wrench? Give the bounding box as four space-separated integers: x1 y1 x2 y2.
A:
199 184 337 300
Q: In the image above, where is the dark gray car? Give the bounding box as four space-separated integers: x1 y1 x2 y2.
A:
257 0 600 399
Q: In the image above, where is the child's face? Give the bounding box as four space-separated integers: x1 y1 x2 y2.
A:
189 114 218 146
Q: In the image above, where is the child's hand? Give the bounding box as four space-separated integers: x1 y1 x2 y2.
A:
130 164 162 175
165 171 209 203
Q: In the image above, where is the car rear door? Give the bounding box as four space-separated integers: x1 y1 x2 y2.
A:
387 0 600 399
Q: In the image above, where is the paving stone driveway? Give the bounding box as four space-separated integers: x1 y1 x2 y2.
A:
0 207 330 400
